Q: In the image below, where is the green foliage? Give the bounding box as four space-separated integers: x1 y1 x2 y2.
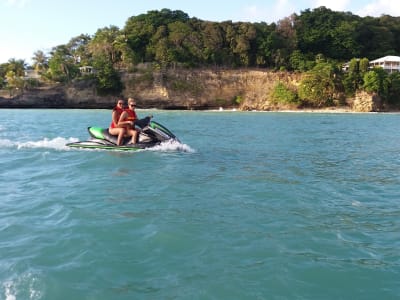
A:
47 45 79 82
67 34 92 65
3 7 400 73
5 58 26 76
88 26 122 65
295 7 362 59
32 50 48 73
271 82 299 105
343 58 362 94
5 70 25 95
342 57 370 95
289 50 308 71
92 55 123 95
234 95 243 105
298 62 340 106
387 72 400 105
362 68 389 96
359 58 370 73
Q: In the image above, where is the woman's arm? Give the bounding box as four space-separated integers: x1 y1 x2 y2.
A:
118 112 134 127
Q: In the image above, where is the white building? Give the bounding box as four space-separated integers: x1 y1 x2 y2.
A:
369 55 400 73
79 66 96 75
24 70 40 79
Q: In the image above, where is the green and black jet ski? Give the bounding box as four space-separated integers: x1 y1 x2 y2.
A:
66 116 179 151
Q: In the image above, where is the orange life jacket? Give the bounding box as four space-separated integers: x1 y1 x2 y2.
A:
110 107 124 128
124 108 137 122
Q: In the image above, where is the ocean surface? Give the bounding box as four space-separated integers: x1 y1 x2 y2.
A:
0 109 399 300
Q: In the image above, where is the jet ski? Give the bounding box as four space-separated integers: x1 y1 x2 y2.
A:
66 116 179 151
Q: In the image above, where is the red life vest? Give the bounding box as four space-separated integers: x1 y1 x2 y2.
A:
110 106 124 128
124 108 137 122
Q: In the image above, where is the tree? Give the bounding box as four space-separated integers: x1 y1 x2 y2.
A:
5 70 24 96
356 17 396 58
232 23 257 67
6 58 26 76
271 82 299 106
295 7 362 60
66 34 92 65
387 72 400 106
363 68 389 96
201 22 224 66
92 54 123 95
359 58 369 73
343 58 362 94
124 9 190 64
289 50 310 71
298 62 341 106
167 21 193 64
153 37 174 66
47 45 79 82
32 50 48 73
88 26 122 65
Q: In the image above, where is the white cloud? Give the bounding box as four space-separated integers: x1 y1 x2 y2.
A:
312 0 400 16
5 0 31 8
357 0 400 17
241 0 297 23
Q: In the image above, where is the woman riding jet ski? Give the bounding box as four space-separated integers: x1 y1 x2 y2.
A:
66 116 179 151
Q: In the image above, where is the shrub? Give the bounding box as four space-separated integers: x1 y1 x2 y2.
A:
271 82 299 105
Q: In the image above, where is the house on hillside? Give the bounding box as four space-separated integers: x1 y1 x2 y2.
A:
342 56 400 73
24 70 40 80
369 55 400 73
342 59 359 72
79 66 96 75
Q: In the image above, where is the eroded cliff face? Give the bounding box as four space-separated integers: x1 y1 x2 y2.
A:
0 69 384 112
351 91 383 112
122 69 304 110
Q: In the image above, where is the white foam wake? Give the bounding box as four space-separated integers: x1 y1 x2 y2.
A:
0 137 79 151
3 281 16 300
0 137 194 153
147 139 195 153
2 272 42 300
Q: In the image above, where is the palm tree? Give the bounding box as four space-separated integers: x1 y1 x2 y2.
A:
88 26 122 65
7 58 26 76
32 50 48 73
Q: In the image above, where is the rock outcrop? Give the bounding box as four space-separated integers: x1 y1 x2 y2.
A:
351 91 383 112
0 68 389 112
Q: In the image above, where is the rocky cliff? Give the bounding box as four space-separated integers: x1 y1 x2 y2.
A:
0 69 385 112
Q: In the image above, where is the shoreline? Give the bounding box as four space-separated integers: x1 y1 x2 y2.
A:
1 105 399 113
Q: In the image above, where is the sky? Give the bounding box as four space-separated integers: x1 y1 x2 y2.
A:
1 0 399 65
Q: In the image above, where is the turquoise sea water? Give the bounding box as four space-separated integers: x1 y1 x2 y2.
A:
0 109 399 299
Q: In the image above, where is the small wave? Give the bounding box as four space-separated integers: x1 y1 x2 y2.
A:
0 137 79 151
3 272 43 300
148 139 195 153
3 281 16 300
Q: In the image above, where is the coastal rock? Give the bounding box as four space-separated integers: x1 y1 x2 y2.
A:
1 69 303 110
0 69 385 111
352 91 383 112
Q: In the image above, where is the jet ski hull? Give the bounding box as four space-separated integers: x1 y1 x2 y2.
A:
66 140 159 151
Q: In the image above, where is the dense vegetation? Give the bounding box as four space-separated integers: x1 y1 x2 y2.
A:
1 7 400 106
